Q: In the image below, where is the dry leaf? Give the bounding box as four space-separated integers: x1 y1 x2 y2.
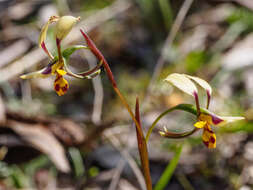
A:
8 120 70 173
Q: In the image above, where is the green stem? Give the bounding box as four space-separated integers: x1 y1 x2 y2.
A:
158 0 173 30
146 104 198 142
154 144 183 190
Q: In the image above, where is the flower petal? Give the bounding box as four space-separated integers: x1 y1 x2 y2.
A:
54 74 69 96
212 115 245 127
199 113 213 125
194 121 207 128
20 71 47 79
56 69 67 75
185 75 212 95
164 73 198 97
202 127 216 148
38 16 59 47
20 66 52 79
197 111 244 127
51 61 64 74
55 16 80 40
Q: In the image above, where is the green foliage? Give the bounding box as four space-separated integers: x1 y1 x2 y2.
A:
24 156 52 176
88 166 99 177
81 0 113 11
0 156 53 188
69 147 85 178
154 144 183 190
185 51 209 74
158 0 173 30
62 45 89 61
8 166 29 188
227 8 253 32
219 121 253 133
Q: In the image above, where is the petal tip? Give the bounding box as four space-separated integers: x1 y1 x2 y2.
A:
159 131 166 137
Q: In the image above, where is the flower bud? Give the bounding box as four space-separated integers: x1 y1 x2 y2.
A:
55 16 80 40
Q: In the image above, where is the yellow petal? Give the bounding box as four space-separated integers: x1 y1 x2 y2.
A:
55 16 80 40
202 128 216 148
38 16 59 47
198 114 213 125
51 61 64 74
56 69 67 75
20 68 50 79
194 121 207 129
164 73 198 97
54 74 69 96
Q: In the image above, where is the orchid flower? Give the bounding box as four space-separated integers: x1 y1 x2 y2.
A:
160 73 244 148
21 16 102 96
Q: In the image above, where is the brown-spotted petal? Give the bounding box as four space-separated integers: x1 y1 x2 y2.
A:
54 74 69 96
202 127 216 148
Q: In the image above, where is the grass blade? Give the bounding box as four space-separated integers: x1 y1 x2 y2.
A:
154 144 183 190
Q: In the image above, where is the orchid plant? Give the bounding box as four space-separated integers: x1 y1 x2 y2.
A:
149 73 245 148
20 16 245 190
21 16 102 96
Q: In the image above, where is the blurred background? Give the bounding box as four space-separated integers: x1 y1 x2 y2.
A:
0 0 252 189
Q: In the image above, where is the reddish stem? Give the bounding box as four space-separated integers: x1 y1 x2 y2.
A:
194 91 200 116
135 98 153 190
80 29 117 88
56 38 63 62
80 30 154 189
206 90 211 109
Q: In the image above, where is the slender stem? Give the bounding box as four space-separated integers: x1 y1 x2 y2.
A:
194 92 200 116
135 98 153 190
206 90 211 109
65 60 103 79
161 128 199 139
56 38 63 63
113 87 143 136
80 30 152 189
41 41 54 60
78 60 103 76
80 29 143 134
146 104 198 142
146 107 176 142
